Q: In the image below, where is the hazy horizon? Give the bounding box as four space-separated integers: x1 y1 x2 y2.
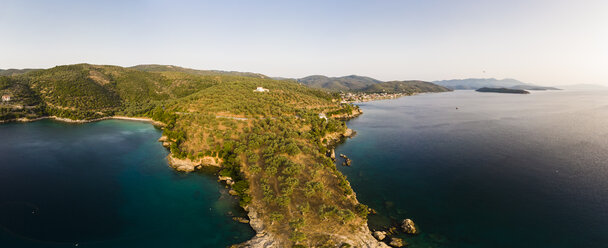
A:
1 0 607 86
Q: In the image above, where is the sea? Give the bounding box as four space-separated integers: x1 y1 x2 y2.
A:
1 89 608 248
0 120 254 248
336 89 608 248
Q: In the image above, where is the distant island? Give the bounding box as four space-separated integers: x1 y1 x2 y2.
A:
433 78 560 91
476 87 530 94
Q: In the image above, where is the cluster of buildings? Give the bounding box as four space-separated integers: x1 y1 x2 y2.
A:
340 92 404 103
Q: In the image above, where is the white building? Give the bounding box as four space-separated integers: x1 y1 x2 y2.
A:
254 87 269 92
1 95 10 102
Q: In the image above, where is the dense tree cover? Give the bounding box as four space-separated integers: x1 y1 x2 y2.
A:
0 64 370 246
0 76 45 120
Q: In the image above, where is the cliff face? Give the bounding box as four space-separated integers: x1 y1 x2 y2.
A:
235 206 389 248
331 107 363 120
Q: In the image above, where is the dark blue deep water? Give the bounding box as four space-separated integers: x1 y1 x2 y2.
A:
0 120 254 248
336 90 608 248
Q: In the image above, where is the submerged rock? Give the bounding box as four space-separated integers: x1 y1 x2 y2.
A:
401 219 418 234
327 149 336 161
373 231 386 241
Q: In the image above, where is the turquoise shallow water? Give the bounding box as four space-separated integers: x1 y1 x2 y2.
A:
0 119 254 248
336 90 608 248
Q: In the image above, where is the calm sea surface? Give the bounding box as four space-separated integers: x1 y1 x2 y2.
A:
336 90 608 248
0 120 254 248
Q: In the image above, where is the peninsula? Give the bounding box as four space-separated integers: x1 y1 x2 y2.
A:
0 64 445 247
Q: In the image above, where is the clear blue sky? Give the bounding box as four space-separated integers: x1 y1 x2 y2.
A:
1 0 607 85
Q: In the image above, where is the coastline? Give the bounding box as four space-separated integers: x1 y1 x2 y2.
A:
0 104 390 247
341 92 416 104
0 115 165 127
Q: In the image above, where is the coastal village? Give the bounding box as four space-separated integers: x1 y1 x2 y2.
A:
340 92 407 103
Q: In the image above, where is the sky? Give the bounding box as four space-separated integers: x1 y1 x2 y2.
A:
1 0 607 86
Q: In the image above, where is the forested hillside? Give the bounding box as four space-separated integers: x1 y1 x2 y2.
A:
0 64 382 247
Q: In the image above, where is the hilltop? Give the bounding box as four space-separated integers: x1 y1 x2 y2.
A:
0 68 40 76
130 64 269 79
433 78 559 90
0 64 389 247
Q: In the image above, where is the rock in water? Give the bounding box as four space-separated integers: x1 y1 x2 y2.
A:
401 219 418 234
389 237 404 247
232 217 250 223
373 231 386 241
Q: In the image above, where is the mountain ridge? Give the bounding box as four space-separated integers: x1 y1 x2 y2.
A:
433 78 559 90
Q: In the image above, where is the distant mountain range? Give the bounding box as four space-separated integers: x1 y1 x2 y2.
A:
297 75 450 93
432 78 560 90
557 84 608 90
